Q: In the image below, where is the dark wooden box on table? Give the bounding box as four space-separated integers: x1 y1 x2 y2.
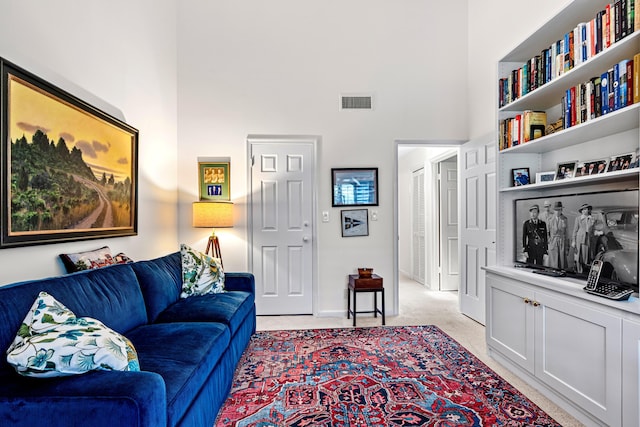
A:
349 274 383 289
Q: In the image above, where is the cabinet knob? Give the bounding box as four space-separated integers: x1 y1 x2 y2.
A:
532 301 540 307
523 298 530 304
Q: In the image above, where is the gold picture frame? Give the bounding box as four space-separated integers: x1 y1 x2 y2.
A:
198 161 230 201
1 57 138 248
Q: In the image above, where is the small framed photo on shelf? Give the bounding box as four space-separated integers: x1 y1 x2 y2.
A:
555 161 577 180
535 171 556 183
198 161 230 201
607 153 635 172
511 168 530 186
341 209 369 237
631 151 640 169
575 158 608 177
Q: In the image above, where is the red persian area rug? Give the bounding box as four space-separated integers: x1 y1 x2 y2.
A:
215 325 560 427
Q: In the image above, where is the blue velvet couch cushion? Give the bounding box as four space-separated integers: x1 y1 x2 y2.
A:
155 291 254 336
131 252 183 323
0 368 166 427
0 263 147 370
126 322 230 427
224 272 256 293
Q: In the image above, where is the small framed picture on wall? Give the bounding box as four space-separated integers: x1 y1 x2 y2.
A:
199 161 230 201
341 209 369 237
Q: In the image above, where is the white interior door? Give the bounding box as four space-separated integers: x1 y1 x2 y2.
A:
459 135 496 324
249 136 316 315
412 168 426 284
439 158 459 291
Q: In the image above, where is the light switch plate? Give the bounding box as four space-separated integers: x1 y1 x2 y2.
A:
322 211 330 222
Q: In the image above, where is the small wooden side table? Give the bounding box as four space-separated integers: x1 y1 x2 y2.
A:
347 274 385 327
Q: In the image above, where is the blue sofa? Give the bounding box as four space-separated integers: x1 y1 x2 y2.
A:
0 252 256 427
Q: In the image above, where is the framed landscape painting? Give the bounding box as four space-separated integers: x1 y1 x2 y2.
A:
0 58 138 248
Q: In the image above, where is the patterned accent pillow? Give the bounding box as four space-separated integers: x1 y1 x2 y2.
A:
6 292 140 378
59 246 134 273
180 243 225 298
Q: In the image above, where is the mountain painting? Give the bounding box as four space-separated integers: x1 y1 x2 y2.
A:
1 59 137 247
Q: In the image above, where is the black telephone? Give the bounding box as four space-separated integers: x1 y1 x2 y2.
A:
583 259 633 300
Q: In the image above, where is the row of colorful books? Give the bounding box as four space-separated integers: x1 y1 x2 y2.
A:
499 53 640 151
563 54 640 128
499 0 637 108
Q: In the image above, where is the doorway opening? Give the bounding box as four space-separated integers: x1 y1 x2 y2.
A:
395 142 462 315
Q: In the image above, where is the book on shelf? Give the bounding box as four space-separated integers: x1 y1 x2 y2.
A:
635 53 640 103
523 111 547 142
601 70 610 115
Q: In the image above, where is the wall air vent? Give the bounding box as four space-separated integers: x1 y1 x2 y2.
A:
340 94 374 110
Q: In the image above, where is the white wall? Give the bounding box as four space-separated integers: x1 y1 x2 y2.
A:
177 0 469 315
467 0 570 139
0 0 179 284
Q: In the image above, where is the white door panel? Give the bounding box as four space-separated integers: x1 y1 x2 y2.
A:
439 159 458 291
412 169 426 284
460 135 496 324
250 138 315 315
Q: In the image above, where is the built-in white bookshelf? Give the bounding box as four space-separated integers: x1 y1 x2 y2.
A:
486 2 640 426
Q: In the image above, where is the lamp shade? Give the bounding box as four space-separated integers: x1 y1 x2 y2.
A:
192 201 234 228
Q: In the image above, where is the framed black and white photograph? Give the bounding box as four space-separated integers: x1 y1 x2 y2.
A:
535 171 556 183
332 168 378 207
607 153 634 172
511 168 530 186
555 161 577 180
575 158 608 177
341 209 369 237
513 189 639 292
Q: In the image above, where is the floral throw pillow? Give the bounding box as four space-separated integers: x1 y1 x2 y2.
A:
180 243 225 298
6 292 140 378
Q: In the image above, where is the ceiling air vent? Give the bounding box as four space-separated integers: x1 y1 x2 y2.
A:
340 94 373 111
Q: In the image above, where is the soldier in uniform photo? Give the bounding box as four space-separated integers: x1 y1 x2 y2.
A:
538 200 552 266
523 204 548 265
571 203 596 273
547 201 568 269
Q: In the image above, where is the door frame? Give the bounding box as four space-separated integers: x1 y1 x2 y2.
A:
246 134 320 315
393 139 465 316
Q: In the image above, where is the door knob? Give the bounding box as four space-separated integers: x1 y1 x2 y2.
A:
303 236 309 242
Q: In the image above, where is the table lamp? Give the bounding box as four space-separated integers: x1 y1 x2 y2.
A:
192 201 233 267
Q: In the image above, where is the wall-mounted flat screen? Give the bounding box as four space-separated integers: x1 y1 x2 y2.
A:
514 188 638 291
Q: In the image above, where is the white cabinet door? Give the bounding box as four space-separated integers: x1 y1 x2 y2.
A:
486 274 534 373
534 291 622 427
623 319 640 427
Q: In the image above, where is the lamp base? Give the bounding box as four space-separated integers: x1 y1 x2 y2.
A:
205 234 223 268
